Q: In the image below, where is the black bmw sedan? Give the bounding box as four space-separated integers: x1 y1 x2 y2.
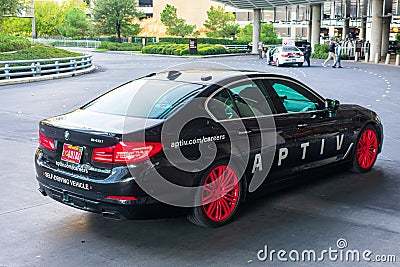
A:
35 69 383 227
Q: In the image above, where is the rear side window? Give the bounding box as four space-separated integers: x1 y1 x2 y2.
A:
82 79 202 119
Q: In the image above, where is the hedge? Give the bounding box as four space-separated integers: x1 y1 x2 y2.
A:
0 34 31 52
141 43 245 56
158 37 248 45
97 42 142 51
0 45 82 61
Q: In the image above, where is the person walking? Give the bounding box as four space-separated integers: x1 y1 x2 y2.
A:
322 41 336 67
258 42 263 59
332 40 343 68
303 43 311 67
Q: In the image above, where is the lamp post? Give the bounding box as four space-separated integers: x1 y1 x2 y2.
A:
31 0 37 39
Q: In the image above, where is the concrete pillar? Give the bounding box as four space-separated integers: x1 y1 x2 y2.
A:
342 0 351 40
359 0 368 41
370 0 384 62
307 5 312 43
311 4 321 52
252 9 261 54
381 0 392 56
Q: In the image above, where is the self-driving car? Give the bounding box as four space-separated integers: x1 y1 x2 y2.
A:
35 69 383 227
269 46 305 67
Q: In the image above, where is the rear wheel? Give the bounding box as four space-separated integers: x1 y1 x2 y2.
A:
351 125 379 172
276 60 280 67
187 163 243 227
298 63 303 67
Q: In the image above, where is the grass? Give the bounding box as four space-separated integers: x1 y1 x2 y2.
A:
0 45 83 62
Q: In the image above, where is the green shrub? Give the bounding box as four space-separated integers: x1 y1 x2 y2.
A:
97 42 142 51
142 43 230 56
159 37 247 45
0 45 82 61
313 44 328 54
0 34 31 52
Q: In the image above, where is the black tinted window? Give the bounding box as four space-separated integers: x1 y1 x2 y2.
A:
83 79 202 119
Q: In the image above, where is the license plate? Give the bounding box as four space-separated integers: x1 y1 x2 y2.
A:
61 144 83 164
292 59 297 62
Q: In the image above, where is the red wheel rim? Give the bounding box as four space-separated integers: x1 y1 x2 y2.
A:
357 129 378 169
202 166 240 222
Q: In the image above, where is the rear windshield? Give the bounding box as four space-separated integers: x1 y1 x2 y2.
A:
82 78 203 119
282 46 300 52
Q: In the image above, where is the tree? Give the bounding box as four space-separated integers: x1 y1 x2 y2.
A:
160 4 195 37
203 6 239 39
58 8 89 39
92 0 142 42
0 0 24 30
0 0 24 18
238 23 281 44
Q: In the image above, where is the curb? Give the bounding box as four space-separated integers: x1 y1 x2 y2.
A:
0 65 97 86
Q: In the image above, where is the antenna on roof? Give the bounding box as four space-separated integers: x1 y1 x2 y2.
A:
167 71 182 80
201 75 212 81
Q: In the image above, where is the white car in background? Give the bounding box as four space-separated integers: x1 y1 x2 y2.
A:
268 46 304 67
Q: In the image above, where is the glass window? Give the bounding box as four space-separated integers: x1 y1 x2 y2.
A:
82 79 202 119
228 81 274 118
208 89 239 120
269 80 322 113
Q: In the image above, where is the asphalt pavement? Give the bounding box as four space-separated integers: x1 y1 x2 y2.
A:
0 50 399 267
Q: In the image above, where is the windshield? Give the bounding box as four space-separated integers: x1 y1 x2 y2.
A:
83 78 203 119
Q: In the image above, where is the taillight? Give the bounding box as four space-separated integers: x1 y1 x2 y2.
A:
300 53 304 57
106 196 137 201
281 53 288 57
92 142 162 164
38 131 55 151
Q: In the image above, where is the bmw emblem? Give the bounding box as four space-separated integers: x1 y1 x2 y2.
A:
64 131 70 141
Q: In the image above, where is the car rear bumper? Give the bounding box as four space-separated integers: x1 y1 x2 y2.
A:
37 181 185 219
35 149 187 219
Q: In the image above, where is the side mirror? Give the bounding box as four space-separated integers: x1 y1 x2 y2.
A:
325 98 340 117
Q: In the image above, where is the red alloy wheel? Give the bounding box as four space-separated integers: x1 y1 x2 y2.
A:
356 129 378 169
201 166 240 222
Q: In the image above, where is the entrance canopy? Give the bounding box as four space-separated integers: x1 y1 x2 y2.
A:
213 0 325 8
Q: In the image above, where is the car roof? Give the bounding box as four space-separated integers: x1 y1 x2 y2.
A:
144 69 265 86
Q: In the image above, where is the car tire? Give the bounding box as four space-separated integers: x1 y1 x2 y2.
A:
276 60 280 67
298 63 303 67
187 161 244 227
350 125 379 173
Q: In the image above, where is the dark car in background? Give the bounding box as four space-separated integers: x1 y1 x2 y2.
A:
35 69 383 227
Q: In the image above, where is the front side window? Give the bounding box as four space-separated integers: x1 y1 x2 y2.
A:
269 80 322 113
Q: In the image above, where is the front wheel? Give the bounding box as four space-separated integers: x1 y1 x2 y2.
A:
187 163 244 227
351 125 379 173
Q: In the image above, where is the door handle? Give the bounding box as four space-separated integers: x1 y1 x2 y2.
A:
237 130 252 135
296 122 308 128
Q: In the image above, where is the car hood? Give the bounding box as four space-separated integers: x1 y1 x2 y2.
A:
41 109 163 135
